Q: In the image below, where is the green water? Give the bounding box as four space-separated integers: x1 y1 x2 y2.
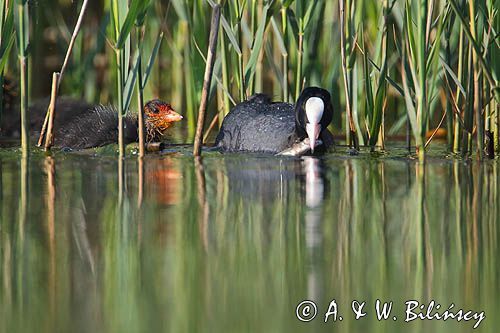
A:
0 146 499 332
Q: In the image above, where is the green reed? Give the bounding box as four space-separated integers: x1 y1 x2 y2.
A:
360 1 391 151
339 0 358 148
109 0 128 157
108 0 154 156
14 0 29 156
133 0 160 157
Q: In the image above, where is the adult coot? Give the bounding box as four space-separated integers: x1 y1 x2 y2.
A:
1 97 182 149
214 87 334 154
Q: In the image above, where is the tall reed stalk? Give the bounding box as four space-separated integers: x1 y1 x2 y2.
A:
134 0 152 158
361 0 391 151
339 0 358 149
233 0 246 101
280 1 291 102
294 3 304 101
110 0 128 157
468 0 482 158
15 0 29 157
109 0 149 156
38 0 89 150
136 26 145 157
219 21 231 120
402 0 443 161
415 0 428 161
193 4 221 156
452 27 465 153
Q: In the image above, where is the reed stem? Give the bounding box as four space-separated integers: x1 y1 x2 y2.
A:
38 0 89 150
19 55 28 156
44 72 59 149
295 31 303 100
339 0 358 149
416 0 428 161
281 7 288 103
235 0 245 101
136 26 145 158
116 49 125 157
193 5 221 156
220 30 231 122
453 28 464 153
468 0 483 158
16 0 29 157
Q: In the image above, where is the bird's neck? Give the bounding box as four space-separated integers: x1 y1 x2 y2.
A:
124 113 162 143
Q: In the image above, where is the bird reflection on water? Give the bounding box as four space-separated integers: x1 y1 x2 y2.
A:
302 157 326 310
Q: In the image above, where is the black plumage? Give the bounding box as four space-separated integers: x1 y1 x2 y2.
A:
0 97 181 149
215 87 334 153
1 98 138 149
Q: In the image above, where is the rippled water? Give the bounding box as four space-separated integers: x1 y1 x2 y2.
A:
0 145 498 332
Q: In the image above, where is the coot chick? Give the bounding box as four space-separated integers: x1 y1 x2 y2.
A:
1 98 182 149
214 87 334 153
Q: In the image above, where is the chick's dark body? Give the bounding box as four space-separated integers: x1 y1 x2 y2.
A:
1 97 178 149
45 101 138 149
1 97 139 149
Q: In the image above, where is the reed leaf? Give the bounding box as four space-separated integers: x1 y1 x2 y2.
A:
123 50 140 112
369 77 386 147
142 31 163 88
402 61 419 142
440 56 466 97
0 33 13 72
361 32 374 119
301 0 318 30
135 0 151 27
244 3 270 89
1 0 14 46
170 0 188 22
0 0 14 73
220 14 242 55
116 0 148 49
271 17 287 56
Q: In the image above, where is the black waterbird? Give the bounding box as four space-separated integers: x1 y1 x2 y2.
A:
214 87 334 154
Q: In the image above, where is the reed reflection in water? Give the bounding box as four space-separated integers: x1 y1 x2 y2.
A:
0 152 498 332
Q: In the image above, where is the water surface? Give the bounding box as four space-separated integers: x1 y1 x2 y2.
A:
0 146 498 332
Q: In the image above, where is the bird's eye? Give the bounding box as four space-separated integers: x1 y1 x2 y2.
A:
152 107 160 114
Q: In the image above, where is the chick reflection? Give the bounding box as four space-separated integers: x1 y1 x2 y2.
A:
145 158 182 205
300 157 327 307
